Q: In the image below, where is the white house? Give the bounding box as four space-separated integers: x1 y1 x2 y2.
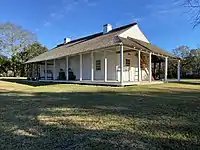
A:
26 22 180 86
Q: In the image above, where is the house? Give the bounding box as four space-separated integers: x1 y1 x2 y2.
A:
26 22 180 86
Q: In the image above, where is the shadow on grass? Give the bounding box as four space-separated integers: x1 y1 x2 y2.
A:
0 89 200 149
170 81 200 86
0 79 119 87
0 78 61 87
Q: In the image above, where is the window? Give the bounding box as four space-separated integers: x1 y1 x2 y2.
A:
126 59 131 67
96 60 101 71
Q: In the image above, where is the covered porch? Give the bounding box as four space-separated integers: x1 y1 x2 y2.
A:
27 37 180 86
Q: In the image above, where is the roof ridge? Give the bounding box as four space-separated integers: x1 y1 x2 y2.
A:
26 22 138 63
55 22 137 48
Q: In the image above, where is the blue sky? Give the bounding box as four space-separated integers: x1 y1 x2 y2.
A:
0 0 199 52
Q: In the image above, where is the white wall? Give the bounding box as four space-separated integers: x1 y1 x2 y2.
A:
69 55 80 80
82 53 91 80
55 58 65 79
125 51 138 81
107 51 117 80
93 50 118 81
39 49 149 82
94 51 104 80
119 24 150 43
116 51 139 82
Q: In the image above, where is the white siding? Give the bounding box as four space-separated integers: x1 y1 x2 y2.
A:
69 55 80 80
107 51 117 80
116 51 139 82
54 58 65 79
82 53 91 80
119 24 150 43
39 49 147 82
94 51 104 80
93 51 118 81
124 51 138 81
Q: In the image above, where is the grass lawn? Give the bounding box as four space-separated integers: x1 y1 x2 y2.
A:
0 79 200 149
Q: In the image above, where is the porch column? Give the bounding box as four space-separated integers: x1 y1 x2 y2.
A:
120 44 124 84
104 51 107 82
91 51 94 81
138 50 141 82
80 53 83 81
53 59 56 80
45 60 47 80
165 57 168 82
178 59 181 82
149 53 152 82
65 56 68 80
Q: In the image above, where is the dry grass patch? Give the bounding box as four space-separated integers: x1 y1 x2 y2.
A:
0 79 200 149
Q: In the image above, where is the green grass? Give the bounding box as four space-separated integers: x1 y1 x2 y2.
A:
0 79 200 149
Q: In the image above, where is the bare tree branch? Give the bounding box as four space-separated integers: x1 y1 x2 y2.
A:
183 0 200 27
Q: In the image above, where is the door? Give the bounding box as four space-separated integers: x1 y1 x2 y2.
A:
123 59 131 81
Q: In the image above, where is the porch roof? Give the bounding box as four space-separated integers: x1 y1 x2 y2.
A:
119 37 175 58
26 23 174 63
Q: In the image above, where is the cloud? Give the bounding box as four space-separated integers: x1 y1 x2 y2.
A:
123 12 144 23
35 28 40 32
63 0 79 12
87 2 97 7
123 1 183 25
44 0 98 27
144 1 182 18
43 21 51 27
50 12 64 19
172 0 182 6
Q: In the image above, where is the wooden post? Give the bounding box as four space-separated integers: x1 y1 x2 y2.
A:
104 51 107 82
138 50 141 82
149 53 152 82
165 57 168 82
80 53 83 81
66 56 68 80
91 51 94 81
120 44 124 85
53 59 56 80
178 59 181 81
45 61 47 80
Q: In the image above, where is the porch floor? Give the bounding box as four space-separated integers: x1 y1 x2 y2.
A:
39 80 164 86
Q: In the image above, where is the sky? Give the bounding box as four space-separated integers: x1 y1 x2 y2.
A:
0 0 200 52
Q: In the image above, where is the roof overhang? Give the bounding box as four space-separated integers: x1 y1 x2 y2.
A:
119 37 177 59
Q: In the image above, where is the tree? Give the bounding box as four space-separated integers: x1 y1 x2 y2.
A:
19 42 48 76
171 46 192 77
0 23 36 57
0 22 36 76
23 42 48 62
184 0 200 27
170 45 200 78
189 49 200 75
172 45 190 58
0 54 11 76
